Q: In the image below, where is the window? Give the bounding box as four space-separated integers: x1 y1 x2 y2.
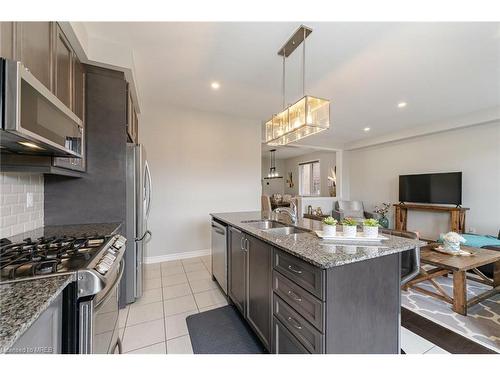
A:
299 161 320 196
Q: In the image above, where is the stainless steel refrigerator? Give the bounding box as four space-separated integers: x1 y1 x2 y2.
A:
122 143 152 305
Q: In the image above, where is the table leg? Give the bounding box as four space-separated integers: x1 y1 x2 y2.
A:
493 260 500 288
452 271 467 315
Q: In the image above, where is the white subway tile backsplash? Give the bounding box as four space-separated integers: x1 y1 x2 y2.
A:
3 194 18 205
0 173 44 237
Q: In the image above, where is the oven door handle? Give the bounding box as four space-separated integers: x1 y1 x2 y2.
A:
94 260 124 310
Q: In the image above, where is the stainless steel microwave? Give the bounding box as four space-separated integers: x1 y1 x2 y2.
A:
0 58 83 158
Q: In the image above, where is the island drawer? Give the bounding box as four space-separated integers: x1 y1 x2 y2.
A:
272 270 324 332
272 317 310 354
273 249 324 300
273 294 324 354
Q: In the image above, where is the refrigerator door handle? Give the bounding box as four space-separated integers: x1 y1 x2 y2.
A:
145 161 152 220
135 230 152 243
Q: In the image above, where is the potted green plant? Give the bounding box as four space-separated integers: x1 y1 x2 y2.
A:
363 218 380 238
341 217 358 237
322 216 338 236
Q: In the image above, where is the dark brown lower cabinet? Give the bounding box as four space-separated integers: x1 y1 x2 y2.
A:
228 226 246 315
272 317 309 354
246 234 272 350
227 225 401 354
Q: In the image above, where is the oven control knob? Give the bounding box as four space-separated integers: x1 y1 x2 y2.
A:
101 258 113 267
96 263 108 275
108 248 117 255
113 235 127 249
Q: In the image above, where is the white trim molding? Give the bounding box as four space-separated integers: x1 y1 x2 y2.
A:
145 248 211 264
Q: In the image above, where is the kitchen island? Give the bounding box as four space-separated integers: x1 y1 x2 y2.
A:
210 211 423 354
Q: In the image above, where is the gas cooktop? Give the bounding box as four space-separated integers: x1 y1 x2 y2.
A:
0 234 108 282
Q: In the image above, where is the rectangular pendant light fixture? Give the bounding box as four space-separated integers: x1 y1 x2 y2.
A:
265 95 330 146
264 25 330 146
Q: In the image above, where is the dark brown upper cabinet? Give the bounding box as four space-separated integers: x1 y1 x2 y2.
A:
0 22 85 122
53 24 73 109
14 22 53 91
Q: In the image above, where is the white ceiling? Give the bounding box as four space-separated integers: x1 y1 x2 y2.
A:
261 144 331 160
84 22 500 147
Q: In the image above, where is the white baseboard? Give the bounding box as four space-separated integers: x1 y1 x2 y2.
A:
145 248 211 264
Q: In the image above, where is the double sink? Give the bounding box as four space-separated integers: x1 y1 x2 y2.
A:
242 220 309 236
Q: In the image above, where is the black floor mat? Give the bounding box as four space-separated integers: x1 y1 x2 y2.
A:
186 305 266 354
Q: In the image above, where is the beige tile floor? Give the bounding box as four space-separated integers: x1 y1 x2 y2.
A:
118 254 448 354
118 255 228 354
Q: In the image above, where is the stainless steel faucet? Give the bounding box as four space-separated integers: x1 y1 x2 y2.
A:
274 200 298 224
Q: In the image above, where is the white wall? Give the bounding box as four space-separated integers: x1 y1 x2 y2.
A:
283 151 336 197
346 122 500 239
141 105 261 260
0 173 44 238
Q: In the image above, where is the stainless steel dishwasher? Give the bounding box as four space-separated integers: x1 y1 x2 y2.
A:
211 219 228 294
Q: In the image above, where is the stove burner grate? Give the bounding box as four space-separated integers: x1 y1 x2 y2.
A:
0 234 108 281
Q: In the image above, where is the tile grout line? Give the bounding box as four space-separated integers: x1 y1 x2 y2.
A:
182 260 201 313
159 261 168 354
180 258 205 351
124 339 166 354
422 345 437 354
127 258 212 354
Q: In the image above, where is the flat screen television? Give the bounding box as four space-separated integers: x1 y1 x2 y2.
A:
399 172 462 205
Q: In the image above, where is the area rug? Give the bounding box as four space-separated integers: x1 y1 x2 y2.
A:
401 275 500 353
186 305 266 354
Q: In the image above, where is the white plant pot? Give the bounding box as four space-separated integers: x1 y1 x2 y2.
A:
342 225 357 238
322 224 336 237
363 226 379 238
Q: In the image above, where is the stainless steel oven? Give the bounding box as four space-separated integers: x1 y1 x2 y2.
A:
0 58 83 157
77 235 127 354
79 261 123 354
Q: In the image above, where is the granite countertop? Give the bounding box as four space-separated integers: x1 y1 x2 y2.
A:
0 275 73 353
0 222 122 353
211 211 425 269
5 222 122 243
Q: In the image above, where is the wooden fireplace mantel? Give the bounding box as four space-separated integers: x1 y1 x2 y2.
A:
393 203 469 233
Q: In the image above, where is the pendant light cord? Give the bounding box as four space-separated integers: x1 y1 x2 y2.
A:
302 28 306 96
282 48 286 110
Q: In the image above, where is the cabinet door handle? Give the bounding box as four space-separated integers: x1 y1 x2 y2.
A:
287 265 303 274
287 316 302 330
240 237 245 250
287 290 302 302
245 238 249 252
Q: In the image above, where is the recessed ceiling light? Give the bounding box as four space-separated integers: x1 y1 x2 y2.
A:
397 102 407 108
211 81 220 90
18 141 44 150
363 127 370 132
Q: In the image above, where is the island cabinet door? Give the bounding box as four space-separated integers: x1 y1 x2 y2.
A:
272 317 309 354
228 226 246 315
246 234 272 350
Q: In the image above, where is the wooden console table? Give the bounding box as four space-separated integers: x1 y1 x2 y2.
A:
394 203 469 233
